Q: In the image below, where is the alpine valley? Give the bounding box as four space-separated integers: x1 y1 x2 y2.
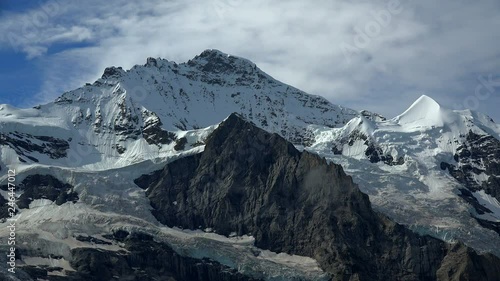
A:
0 50 499 281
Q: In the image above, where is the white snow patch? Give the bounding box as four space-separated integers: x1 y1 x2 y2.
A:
22 256 74 273
474 190 500 222
257 250 323 272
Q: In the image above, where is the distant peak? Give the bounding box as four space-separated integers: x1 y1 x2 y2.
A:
191 49 233 64
187 49 257 74
145 57 163 67
401 95 441 116
394 95 445 127
199 49 230 58
101 66 125 79
413 95 440 108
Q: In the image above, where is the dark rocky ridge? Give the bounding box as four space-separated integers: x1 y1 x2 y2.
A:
137 113 500 281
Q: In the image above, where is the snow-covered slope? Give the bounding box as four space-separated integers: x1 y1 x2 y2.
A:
396 95 449 129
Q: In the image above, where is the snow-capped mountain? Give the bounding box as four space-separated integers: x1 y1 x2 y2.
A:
1 49 357 171
310 95 500 254
0 50 499 280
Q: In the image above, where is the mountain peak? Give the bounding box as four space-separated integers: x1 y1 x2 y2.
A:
101 66 126 79
395 95 445 128
412 95 440 108
199 49 231 58
204 112 299 158
187 49 258 74
47 49 356 139
144 57 165 67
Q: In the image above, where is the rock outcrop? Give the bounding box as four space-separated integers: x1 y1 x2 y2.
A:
0 175 79 209
0 132 69 162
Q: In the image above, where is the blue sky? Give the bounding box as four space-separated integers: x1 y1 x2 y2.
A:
0 0 499 121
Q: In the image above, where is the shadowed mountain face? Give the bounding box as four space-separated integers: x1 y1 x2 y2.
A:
136 113 500 281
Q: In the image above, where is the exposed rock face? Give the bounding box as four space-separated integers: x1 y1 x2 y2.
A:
330 127 404 166
360 110 387 122
0 175 78 209
185 49 272 87
441 131 500 201
141 110 177 146
137 113 500 281
0 194 9 220
101 66 125 79
113 95 142 140
364 142 405 165
436 242 500 281
174 137 188 151
440 131 500 235
0 132 69 162
74 235 112 245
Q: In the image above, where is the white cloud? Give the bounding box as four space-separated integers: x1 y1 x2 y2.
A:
23 45 48 59
1 0 500 121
